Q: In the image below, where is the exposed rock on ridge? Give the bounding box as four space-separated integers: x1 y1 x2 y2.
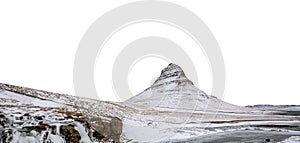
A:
152 63 194 87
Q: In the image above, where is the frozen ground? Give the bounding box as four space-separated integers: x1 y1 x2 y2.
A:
182 130 300 143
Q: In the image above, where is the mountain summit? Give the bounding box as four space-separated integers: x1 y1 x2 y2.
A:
152 63 193 87
126 63 245 112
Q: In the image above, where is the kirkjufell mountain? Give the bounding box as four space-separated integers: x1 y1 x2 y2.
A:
126 63 245 112
1 63 300 143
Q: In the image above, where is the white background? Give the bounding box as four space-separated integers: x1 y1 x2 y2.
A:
0 0 299 106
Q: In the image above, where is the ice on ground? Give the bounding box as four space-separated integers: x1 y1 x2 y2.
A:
281 136 300 143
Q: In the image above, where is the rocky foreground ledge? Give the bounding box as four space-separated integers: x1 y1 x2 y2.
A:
0 83 123 143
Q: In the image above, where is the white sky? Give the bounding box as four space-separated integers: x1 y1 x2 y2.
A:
0 0 300 106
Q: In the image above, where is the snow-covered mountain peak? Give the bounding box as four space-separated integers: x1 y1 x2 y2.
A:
126 63 248 112
152 63 193 87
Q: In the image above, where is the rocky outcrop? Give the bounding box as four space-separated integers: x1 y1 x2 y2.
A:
60 124 81 142
88 116 123 142
0 84 123 143
0 108 123 143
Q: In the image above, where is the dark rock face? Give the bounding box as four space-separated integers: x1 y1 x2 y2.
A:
60 124 81 142
0 114 10 128
0 129 13 143
0 84 123 143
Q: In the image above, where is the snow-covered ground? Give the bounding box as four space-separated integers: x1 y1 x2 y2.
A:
1 83 300 142
1 64 300 142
